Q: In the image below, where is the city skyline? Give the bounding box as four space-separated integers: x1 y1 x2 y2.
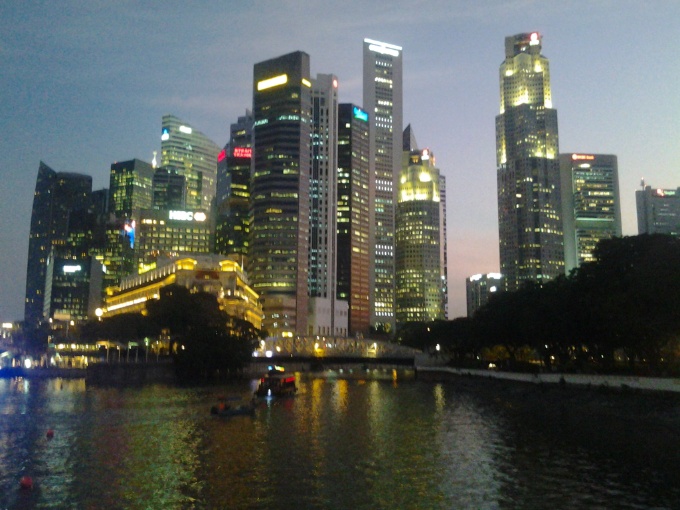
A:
1 1 679 322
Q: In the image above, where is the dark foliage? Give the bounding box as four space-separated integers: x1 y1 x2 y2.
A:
400 235 680 374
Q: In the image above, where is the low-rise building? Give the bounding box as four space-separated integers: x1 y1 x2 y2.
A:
103 255 262 330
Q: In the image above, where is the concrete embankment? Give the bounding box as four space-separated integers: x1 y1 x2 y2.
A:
416 365 680 393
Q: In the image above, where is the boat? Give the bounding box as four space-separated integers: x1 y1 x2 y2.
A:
255 367 297 398
210 396 256 417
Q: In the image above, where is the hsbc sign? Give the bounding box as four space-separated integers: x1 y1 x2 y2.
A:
168 210 207 222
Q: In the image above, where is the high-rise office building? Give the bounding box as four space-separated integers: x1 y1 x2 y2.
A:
161 115 220 210
25 162 92 325
439 174 449 319
134 208 213 269
250 51 311 337
636 184 680 236
395 148 444 325
496 32 563 292
560 153 621 272
105 159 155 288
337 103 371 336
466 273 503 317
153 168 186 210
215 111 253 261
363 38 403 332
308 74 342 336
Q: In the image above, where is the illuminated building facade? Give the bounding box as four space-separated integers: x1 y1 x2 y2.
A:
105 159 155 289
439 174 449 319
466 273 503 317
496 32 563 292
337 103 371 336
250 51 311 337
215 111 253 260
559 153 621 272
636 184 680 236
25 162 92 325
103 255 262 330
134 208 213 269
395 148 444 326
161 115 220 210
363 38 403 333
308 74 343 335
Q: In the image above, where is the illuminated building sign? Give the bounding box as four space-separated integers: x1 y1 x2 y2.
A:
217 149 226 162
233 147 252 158
353 107 368 122
63 265 82 274
572 154 595 161
365 38 402 57
123 220 136 249
530 32 539 45
168 210 207 222
301 78 312 88
257 74 288 91
179 125 192 134
161 127 169 141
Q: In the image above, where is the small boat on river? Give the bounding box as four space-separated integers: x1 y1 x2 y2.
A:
255 367 297 398
210 396 256 417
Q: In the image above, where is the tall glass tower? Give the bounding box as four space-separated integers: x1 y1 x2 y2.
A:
363 38 403 333
396 148 444 325
337 103 371 336
496 32 563 292
559 153 621 273
250 51 311 337
215 110 253 261
25 162 92 325
161 115 220 211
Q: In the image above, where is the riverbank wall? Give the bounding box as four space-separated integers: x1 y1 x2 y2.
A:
415 365 680 393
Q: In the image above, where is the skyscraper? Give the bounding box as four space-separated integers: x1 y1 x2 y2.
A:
25 162 92 325
250 51 311 337
308 74 341 335
438 174 449 319
105 159 155 288
496 32 563 292
636 184 680 236
560 153 621 272
337 104 371 336
395 148 444 325
153 168 186 210
466 273 503 317
161 115 220 211
363 38 403 333
215 111 253 260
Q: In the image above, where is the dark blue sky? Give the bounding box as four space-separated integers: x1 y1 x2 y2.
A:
1 0 678 321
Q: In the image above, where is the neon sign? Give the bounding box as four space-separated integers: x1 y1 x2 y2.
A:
217 149 226 162
63 265 82 274
233 147 252 158
572 154 594 160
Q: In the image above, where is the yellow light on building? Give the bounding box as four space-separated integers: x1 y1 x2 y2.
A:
257 74 288 91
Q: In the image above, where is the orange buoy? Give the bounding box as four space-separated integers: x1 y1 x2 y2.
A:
46 429 54 439
19 476 33 490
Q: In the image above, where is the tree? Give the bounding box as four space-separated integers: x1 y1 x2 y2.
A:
145 285 259 380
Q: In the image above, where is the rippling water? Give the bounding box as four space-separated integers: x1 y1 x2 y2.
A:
0 372 678 509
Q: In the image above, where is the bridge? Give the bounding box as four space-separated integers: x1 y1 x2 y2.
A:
252 335 421 365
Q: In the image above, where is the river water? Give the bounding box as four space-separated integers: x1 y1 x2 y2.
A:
0 371 678 509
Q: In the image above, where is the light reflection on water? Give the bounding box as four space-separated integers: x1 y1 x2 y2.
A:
0 373 678 509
